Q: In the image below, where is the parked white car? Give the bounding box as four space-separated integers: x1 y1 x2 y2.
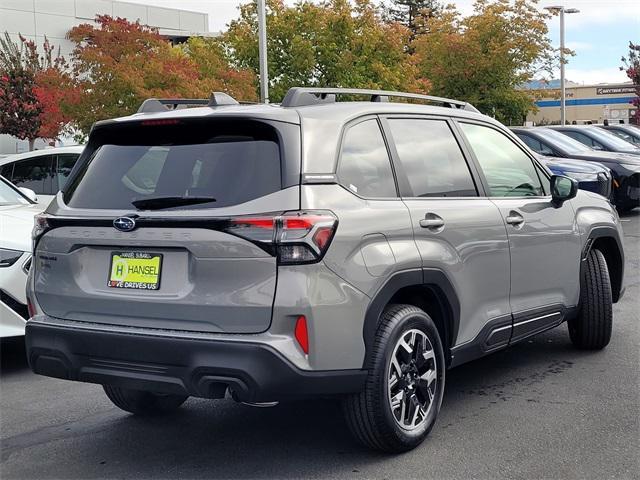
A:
0 177 45 337
0 146 85 205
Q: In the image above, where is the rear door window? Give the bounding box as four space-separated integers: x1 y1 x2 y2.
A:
65 121 283 210
11 155 55 195
54 154 80 191
562 131 604 149
388 118 477 197
516 134 554 155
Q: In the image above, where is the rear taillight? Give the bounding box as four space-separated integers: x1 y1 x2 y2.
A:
32 214 52 251
227 211 337 265
27 298 36 318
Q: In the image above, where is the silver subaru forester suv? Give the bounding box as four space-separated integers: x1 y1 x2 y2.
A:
25 88 625 452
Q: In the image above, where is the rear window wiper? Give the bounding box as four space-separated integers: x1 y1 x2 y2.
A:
131 196 217 210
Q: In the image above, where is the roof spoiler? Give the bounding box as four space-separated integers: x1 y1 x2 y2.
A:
137 92 239 113
281 87 479 112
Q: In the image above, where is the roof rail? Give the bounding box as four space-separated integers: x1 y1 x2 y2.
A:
137 92 239 113
281 87 479 112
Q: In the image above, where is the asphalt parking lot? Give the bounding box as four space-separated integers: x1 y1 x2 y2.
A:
1 210 638 480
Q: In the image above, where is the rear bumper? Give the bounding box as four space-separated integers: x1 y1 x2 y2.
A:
25 318 367 402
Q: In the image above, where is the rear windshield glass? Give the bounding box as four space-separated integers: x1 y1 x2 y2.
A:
64 120 282 210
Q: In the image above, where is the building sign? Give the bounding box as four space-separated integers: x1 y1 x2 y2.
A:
596 86 637 95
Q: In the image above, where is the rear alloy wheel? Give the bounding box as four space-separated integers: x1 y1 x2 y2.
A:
568 248 613 350
342 304 445 453
388 329 438 431
103 385 188 415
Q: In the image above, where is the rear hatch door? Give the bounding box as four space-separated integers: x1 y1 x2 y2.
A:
34 117 300 334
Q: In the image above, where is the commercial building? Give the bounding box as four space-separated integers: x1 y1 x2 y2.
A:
0 0 212 154
527 83 637 125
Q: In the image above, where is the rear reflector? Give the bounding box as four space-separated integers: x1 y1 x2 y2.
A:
294 315 309 354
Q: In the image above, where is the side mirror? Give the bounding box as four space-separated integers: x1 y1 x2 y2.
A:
18 187 38 203
550 175 578 207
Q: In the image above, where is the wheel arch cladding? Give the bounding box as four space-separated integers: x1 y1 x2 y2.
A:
362 269 460 368
587 228 624 303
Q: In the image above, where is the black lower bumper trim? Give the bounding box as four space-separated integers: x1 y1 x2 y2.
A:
26 321 367 402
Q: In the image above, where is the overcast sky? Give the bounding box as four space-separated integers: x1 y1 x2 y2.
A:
133 0 640 85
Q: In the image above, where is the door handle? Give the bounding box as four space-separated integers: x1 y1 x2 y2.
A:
505 211 524 226
419 213 445 229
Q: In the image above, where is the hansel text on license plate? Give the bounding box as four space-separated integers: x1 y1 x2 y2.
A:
108 252 162 290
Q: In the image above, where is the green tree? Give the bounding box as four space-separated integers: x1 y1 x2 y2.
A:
222 0 427 102
182 36 257 101
384 0 442 37
413 0 557 124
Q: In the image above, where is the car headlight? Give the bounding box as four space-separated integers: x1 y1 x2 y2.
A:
564 172 599 182
0 248 24 267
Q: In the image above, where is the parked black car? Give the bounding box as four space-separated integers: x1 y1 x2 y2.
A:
512 127 640 212
536 155 611 199
548 125 640 156
598 124 640 146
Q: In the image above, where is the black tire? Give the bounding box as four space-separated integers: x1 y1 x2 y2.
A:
568 248 613 350
616 204 636 214
342 304 445 453
103 385 188 415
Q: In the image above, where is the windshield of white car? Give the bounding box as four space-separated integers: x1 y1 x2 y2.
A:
0 178 30 206
538 129 593 154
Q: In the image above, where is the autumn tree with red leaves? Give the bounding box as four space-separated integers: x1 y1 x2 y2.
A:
32 38 81 141
0 33 79 149
66 16 256 135
0 33 42 150
621 42 640 125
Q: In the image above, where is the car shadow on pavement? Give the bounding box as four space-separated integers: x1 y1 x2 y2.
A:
619 207 639 220
1 325 607 479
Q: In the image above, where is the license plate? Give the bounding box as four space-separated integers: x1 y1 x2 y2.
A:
108 252 162 290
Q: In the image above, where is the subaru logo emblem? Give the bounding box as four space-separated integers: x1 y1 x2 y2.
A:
113 217 136 232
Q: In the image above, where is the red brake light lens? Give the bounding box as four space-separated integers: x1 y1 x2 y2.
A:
312 226 333 250
140 119 181 127
231 218 275 229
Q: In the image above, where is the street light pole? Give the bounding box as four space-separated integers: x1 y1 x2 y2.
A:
545 6 579 125
257 0 269 104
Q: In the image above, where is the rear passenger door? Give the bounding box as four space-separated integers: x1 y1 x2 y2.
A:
458 121 581 342
382 116 512 351
9 155 55 197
